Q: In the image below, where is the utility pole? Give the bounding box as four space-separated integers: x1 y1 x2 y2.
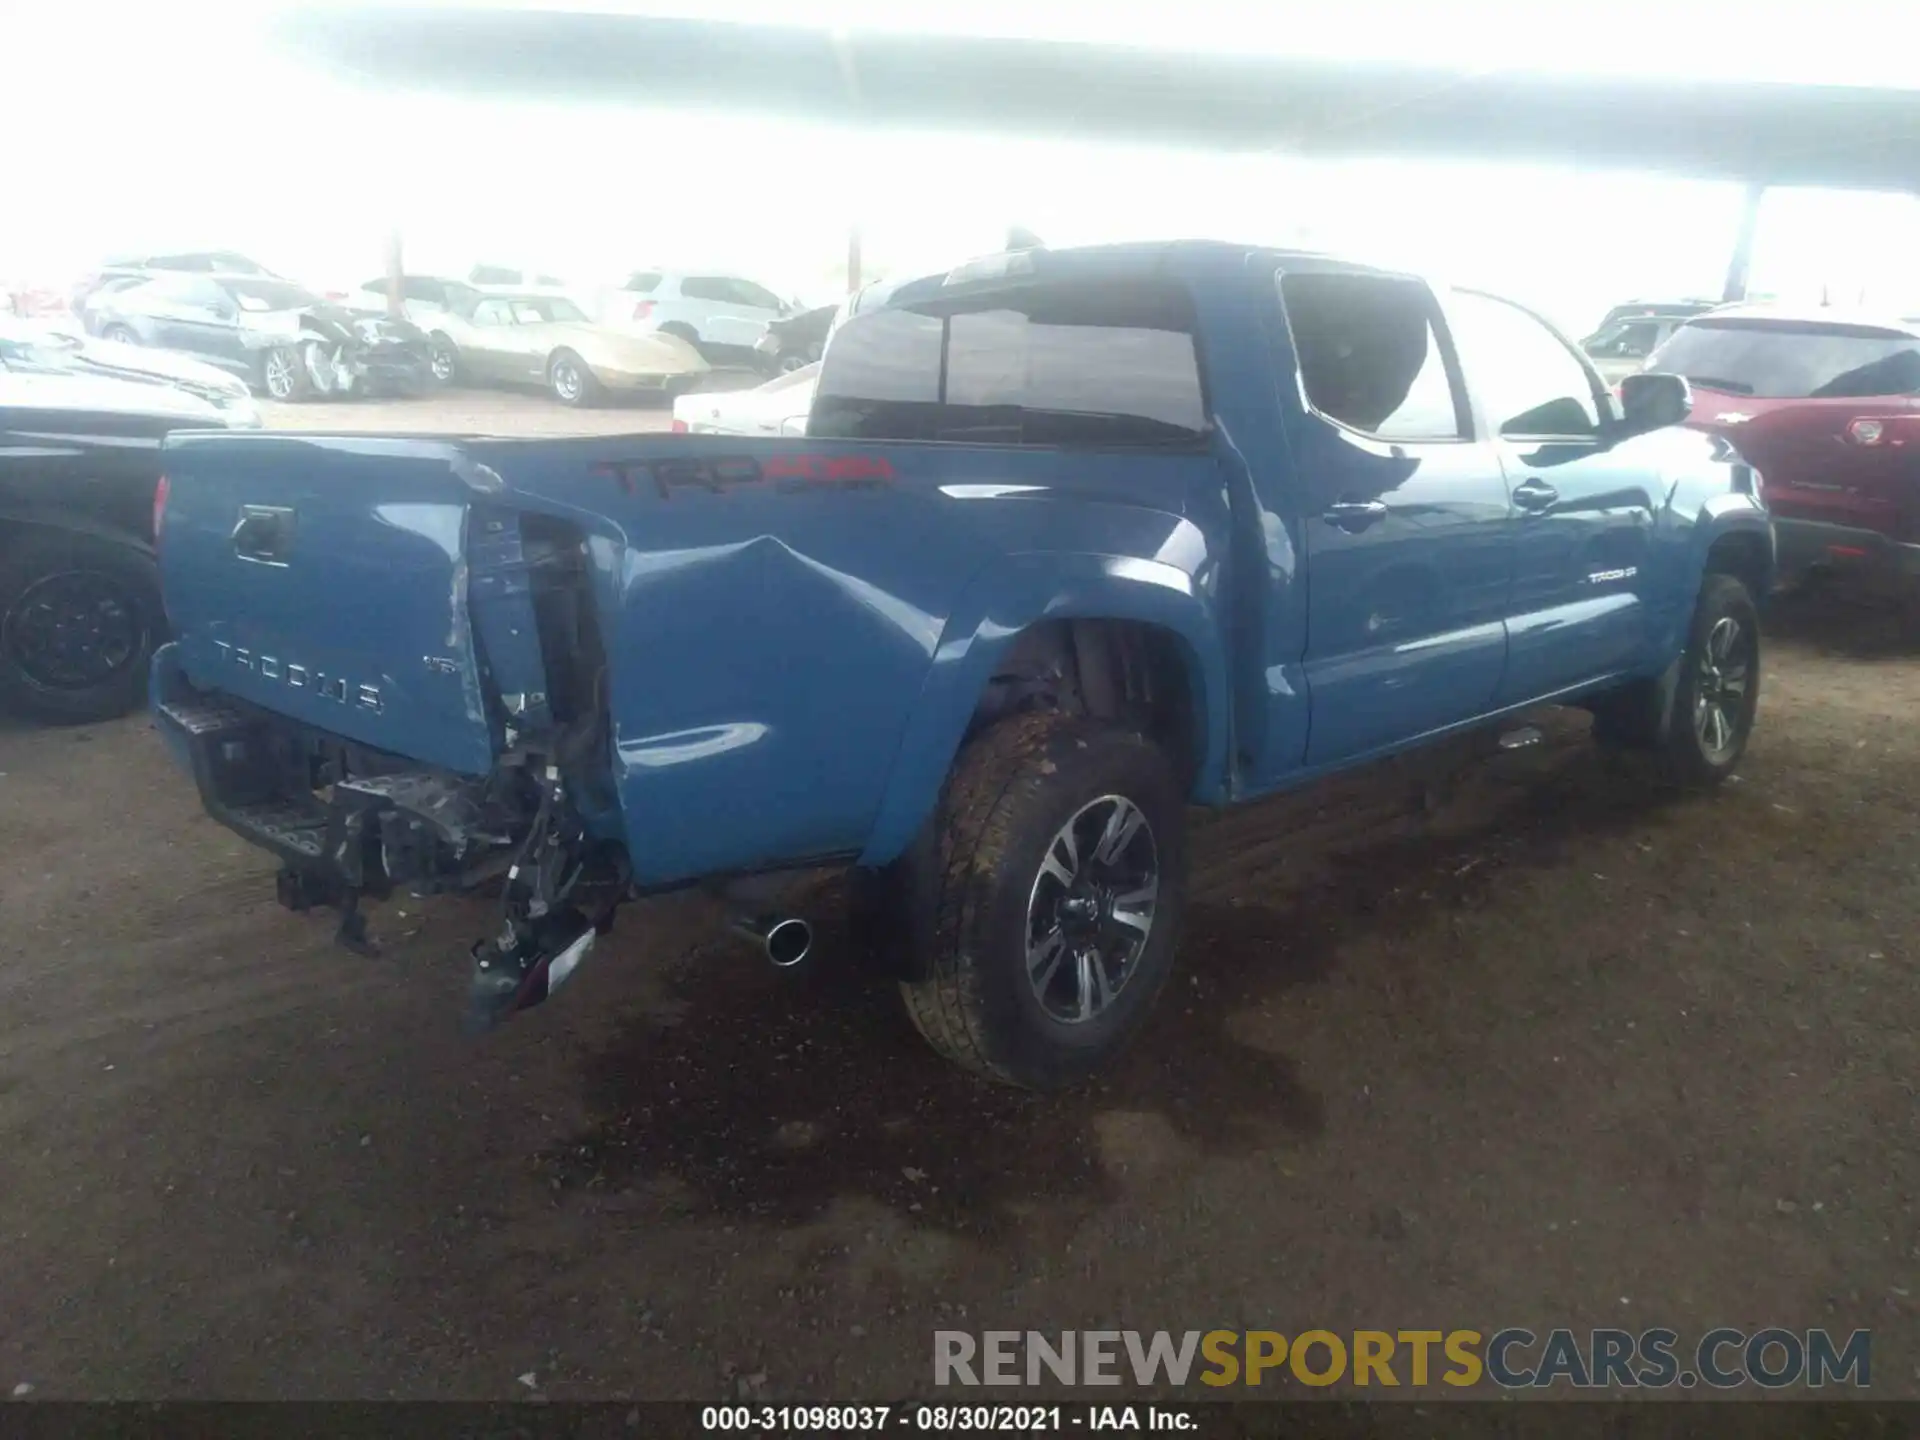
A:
847 226 862 294
1722 183 1764 304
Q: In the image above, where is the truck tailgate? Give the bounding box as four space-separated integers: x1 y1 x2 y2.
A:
159 433 494 775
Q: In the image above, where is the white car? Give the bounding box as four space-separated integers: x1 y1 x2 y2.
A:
610 270 797 361
672 362 817 436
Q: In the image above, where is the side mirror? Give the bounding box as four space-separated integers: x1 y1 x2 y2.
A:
1616 371 1691 435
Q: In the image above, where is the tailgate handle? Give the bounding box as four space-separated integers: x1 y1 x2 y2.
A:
232 505 294 566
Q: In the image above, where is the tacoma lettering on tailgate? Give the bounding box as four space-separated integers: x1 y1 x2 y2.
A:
593 453 897 499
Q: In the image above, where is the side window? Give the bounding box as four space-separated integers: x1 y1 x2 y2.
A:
681 277 735 303
625 272 662 293
1449 290 1602 439
1587 319 1661 359
809 308 946 440
733 279 784 311
1278 271 1465 442
150 275 227 309
811 278 1208 448
471 299 514 326
402 278 444 304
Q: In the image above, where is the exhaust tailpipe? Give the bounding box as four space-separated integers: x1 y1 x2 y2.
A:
731 913 812 969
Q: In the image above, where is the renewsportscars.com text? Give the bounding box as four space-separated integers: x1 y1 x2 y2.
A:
933 1328 1871 1390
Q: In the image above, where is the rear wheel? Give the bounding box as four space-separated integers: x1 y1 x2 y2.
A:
0 531 162 724
897 714 1188 1090
260 346 310 402
547 349 601 407
428 333 459 385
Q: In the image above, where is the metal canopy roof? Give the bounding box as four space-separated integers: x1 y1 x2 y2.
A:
277 10 1920 189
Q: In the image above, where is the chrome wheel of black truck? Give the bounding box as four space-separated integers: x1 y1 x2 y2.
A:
0 533 161 724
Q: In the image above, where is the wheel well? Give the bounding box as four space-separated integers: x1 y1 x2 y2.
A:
1705 530 1771 605
967 619 1200 781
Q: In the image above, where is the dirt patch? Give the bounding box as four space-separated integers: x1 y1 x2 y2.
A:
0 591 1916 1401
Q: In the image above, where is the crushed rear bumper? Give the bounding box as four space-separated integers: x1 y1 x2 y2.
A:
151 644 508 903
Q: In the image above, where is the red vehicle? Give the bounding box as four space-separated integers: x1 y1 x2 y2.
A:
1647 307 1920 602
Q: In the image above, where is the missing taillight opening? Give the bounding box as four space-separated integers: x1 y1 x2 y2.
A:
1848 419 1886 446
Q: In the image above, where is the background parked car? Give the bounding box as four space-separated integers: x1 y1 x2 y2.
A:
1 340 251 723
672 361 816 435
753 304 836 374
349 275 487 379
1581 300 1722 383
1653 306 1920 601
0 316 260 428
426 290 708 405
85 274 432 401
611 270 795 361
468 263 571 290
70 251 284 318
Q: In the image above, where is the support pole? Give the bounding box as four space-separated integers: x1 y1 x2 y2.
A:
1722 184 1763 304
385 227 405 319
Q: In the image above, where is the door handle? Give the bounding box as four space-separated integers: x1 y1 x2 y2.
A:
1512 478 1559 512
232 505 294 565
1323 499 1388 532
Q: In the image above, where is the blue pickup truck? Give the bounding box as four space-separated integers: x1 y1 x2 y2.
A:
151 242 1772 1088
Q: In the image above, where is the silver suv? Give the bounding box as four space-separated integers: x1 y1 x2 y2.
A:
612 271 794 361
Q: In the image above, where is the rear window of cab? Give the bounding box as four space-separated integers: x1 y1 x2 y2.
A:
810 277 1208 449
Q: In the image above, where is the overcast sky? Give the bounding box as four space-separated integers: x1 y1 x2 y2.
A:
7 1 1918 328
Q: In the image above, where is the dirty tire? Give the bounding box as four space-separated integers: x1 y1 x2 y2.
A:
548 349 602 407
1596 573 1760 788
1659 572 1761 787
898 714 1188 1090
0 531 162 724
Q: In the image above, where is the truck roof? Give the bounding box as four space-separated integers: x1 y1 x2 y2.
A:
877 238 1435 309
1686 304 1920 338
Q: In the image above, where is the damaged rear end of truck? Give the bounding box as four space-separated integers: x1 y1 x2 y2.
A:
152 433 645 1027
148 419 1120 1035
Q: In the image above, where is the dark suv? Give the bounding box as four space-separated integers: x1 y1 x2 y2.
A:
1648 307 1920 599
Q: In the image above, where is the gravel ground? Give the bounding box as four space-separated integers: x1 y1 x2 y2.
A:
0 390 1913 1402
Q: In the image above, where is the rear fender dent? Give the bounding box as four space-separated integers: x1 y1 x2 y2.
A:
857 551 1229 868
